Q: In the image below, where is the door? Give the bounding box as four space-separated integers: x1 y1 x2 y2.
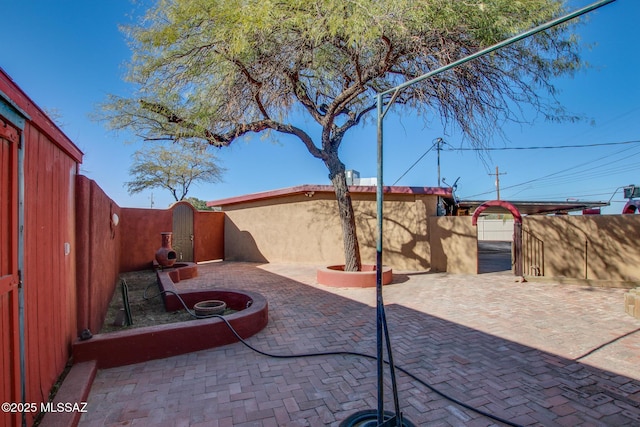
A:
0 119 21 427
172 203 194 262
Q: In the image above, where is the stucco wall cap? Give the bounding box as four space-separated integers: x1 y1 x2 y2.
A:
206 184 452 208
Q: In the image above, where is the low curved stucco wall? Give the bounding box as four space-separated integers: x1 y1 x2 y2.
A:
72 288 268 369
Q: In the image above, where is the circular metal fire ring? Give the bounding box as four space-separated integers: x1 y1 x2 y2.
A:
193 300 227 317
339 410 416 427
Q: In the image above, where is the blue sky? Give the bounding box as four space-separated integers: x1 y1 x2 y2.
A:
1 0 638 213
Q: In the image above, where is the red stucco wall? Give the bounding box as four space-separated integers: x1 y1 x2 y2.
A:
194 210 225 262
119 207 172 272
119 206 224 271
75 175 121 335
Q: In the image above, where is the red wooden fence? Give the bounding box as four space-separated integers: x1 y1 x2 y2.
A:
1 68 83 427
1 116 21 427
2 67 224 426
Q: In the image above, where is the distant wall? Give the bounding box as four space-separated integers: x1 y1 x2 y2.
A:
223 192 348 265
429 216 478 274
523 215 640 282
119 206 225 272
476 218 514 241
223 191 439 271
119 207 172 272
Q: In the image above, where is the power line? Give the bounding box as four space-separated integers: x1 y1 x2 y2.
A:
461 144 640 199
447 139 640 151
392 135 640 198
393 138 640 189
392 137 442 186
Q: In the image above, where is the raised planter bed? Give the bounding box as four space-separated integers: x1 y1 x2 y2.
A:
317 264 393 288
72 263 268 368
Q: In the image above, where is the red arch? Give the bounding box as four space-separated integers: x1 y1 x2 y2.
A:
471 200 522 226
623 200 640 214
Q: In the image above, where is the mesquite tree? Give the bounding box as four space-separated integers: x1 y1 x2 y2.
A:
126 142 225 202
103 0 582 271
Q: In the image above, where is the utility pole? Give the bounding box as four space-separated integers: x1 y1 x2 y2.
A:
489 166 507 200
435 138 444 186
150 192 155 208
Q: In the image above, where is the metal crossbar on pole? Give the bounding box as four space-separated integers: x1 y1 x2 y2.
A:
378 0 617 112
372 1 616 425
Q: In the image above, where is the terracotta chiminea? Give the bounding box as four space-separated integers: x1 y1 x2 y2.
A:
155 232 177 267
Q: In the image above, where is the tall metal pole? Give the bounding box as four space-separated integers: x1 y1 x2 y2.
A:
379 0 616 100
370 1 616 426
375 93 385 424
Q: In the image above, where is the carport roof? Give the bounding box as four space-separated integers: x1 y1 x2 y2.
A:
458 199 609 215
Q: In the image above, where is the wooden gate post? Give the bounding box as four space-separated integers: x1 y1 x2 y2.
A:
513 222 523 277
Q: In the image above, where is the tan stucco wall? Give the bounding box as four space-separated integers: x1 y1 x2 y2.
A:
524 215 640 282
222 192 438 270
429 216 478 274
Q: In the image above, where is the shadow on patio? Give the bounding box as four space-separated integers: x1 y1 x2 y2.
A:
77 262 640 426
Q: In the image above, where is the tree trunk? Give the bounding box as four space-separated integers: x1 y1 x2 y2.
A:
325 152 362 272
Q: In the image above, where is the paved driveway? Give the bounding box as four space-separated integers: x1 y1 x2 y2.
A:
79 262 640 426
478 241 512 273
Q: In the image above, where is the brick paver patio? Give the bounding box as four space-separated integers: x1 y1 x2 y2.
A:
79 262 640 426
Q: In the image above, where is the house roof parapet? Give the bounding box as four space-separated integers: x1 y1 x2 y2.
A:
207 184 452 208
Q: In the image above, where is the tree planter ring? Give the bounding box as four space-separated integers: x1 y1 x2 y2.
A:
193 300 227 316
317 264 393 288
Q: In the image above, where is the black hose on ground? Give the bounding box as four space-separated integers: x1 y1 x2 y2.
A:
144 285 524 427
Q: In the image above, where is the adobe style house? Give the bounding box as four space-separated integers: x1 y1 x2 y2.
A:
209 185 640 282
207 184 477 273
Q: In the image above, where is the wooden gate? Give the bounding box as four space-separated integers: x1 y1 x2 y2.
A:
172 203 194 262
0 119 21 427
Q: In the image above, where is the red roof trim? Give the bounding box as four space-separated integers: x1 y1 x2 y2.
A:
0 67 83 162
207 184 452 207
